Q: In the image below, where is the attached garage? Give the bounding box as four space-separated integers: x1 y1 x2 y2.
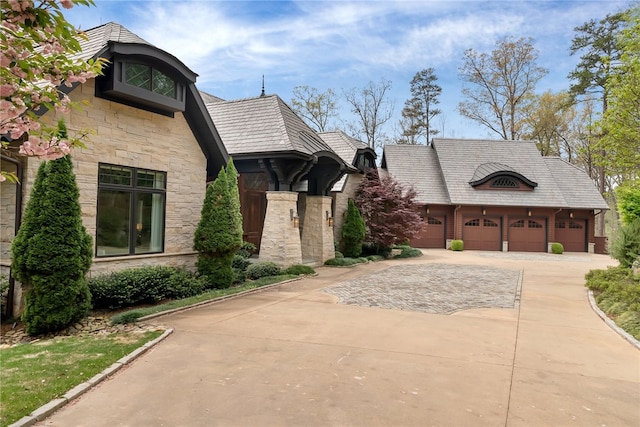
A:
508 218 547 252
463 217 501 250
555 220 587 252
412 215 446 248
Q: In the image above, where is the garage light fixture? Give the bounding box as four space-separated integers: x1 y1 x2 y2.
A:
527 209 532 217
326 210 334 227
481 206 487 216
290 209 300 228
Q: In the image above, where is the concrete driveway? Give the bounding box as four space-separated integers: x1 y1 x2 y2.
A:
40 250 639 426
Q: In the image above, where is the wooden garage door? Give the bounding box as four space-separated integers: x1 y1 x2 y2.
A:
509 219 546 252
555 220 587 252
463 217 501 251
411 216 445 248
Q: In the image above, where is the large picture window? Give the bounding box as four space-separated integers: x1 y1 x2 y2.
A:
96 164 166 257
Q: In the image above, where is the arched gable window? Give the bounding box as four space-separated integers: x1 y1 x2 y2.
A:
491 176 518 188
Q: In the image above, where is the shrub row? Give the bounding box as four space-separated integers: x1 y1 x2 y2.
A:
88 266 206 309
585 266 640 339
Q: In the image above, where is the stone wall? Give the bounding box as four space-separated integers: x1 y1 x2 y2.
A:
301 196 335 264
332 173 364 246
0 160 18 264
259 191 302 266
9 79 207 277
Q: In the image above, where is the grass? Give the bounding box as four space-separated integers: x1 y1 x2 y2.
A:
0 331 162 427
585 266 640 340
111 274 298 323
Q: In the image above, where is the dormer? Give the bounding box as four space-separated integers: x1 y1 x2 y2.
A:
469 162 537 191
95 42 197 116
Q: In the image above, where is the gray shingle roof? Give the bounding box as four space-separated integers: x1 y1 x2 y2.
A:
381 144 451 205
318 131 371 192
205 94 335 156
544 157 609 210
72 22 151 61
381 139 608 210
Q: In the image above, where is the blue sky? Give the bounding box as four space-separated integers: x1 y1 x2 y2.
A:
64 0 632 140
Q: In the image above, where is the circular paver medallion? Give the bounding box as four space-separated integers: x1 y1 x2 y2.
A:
323 263 522 314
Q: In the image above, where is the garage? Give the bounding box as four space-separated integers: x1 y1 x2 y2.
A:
508 218 547 252
463 217 501 250
555 220 587 252
412 216 446 248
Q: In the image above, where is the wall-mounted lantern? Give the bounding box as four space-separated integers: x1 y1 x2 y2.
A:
527 208 532 217
569 210 574 219
290 209 300 228
326 210 334 227
425 205 430 214
481 206 487 216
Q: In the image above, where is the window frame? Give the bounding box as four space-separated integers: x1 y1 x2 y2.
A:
96 163 167 257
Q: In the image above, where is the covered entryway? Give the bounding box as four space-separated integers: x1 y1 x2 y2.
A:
508 218 547 252
555 219 587 252
463 217 501 250
412 216 446 248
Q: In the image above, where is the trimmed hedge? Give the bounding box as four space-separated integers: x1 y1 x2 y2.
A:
551 242 564 254
283 265 316 275
246 262 281 280
324 257 368 266
88 266 206 309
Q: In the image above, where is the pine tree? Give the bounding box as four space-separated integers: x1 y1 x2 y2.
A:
341 199 366 257
194 162 243 288
17 121 93 335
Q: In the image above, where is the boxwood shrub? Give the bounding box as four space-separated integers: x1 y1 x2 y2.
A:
89 266 206 309
283 265 316 275
246 261 281 280
551 242 564 254
451 240 464 251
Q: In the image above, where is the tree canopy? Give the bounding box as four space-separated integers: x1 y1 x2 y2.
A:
399 68 442 145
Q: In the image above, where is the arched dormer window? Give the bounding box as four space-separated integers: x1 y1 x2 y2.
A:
96 43 197 116
469 162 537 191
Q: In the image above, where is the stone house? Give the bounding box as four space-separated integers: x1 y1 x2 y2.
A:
381 139 609 252
1 22 228 315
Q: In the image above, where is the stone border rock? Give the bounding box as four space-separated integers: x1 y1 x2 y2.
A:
587 290 640 350
8 329 173 427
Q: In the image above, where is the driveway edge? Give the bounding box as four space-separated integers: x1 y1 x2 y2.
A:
587 290 640 350
8 329 174 427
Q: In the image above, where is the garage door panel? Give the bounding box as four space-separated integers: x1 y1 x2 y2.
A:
463 217 501 251
556 220 586 252
412 216 445 248
509 219 546 252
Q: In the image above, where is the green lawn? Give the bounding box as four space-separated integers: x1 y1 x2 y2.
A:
0 331 162 427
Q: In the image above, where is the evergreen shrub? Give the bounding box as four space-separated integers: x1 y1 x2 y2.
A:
551 242 564 254
341 199 366 257
610 218 640 268
451 240 464 251
283 265 316 275
246 262 281 280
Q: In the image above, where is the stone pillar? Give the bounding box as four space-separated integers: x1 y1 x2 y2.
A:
502 241 509 252
301 196 335 264
259 191 302 267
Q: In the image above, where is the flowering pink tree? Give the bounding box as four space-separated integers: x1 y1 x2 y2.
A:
355 168 423 250
1 0 105 182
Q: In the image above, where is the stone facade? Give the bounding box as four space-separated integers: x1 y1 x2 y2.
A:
259 191 302 266
3 79 208 315
301 196 335 264
331 173 364 246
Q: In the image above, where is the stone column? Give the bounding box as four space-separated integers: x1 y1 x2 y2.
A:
259 191 302 267
301 196 335 264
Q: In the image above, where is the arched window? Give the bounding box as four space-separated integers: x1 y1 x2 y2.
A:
491 177 518 188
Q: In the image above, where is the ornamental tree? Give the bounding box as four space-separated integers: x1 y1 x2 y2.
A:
341 198 366 257
194 160 243 288
12 121 93 335
1 0 105 182
355 168 422 250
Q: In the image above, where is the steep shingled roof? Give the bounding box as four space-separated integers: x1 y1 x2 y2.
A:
381 144 450 205
318 131 374 192
72 22 151 61
382 139 608 210
204 94 335 157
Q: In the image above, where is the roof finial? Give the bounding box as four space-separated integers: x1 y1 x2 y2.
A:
260 75 265 97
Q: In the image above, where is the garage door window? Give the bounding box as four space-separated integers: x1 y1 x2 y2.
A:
465 219 480 226
511 220 525 228
569 221 583 229
427 217 442 225
529 220 543 228
484 219 499 227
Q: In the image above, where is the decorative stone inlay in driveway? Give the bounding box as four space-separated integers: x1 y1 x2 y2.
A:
323 263 522 314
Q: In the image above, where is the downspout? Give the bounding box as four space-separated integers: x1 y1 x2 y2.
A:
454 205 462 240
1 155 23 319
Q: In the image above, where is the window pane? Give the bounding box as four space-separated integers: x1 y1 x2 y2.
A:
125 64 151 90
136 170 166 189
97 190 131 256
152 69 176 98
99 165 132 186
135 192 165 254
